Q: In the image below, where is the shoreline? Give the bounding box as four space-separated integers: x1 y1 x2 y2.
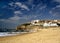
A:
0 28 60 43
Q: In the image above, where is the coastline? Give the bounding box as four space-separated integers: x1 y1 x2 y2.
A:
0 28 60 43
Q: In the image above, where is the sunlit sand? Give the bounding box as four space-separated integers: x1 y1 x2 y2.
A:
0 27 60 43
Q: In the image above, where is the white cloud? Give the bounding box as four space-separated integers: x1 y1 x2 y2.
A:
8 2 14 6
15 2 30 11
0 19 6 21
28 0 33 4
9 16 20 20
49 5 60 16
39 5 47 10
0 15 21 22
15 2 22 6
8 15 30 21
2 5 7 9
31 4 36 10
0 16 20 24
8 2 30 11
0 19 13 23
21 5 29 11
53 0 60 2
55 5 60 8
14 11 22 15
50 5 60 10
0 15 29 22
0 14 3 16
0 15 38 22
49 10 52 14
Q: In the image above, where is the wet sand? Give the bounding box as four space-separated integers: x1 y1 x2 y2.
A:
0 28 60 43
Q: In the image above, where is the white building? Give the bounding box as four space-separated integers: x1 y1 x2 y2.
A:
31 20 40 25
54 20 58 22
43 22 58 27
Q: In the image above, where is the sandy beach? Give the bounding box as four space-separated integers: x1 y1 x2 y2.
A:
0 28 60 43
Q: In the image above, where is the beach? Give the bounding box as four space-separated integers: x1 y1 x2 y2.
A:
0 28 60 43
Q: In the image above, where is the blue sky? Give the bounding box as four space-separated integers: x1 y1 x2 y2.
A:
0 0 60 29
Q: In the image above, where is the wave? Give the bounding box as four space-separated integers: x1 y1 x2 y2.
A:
0 32 30 37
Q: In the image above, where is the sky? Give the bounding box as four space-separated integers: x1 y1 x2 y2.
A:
0 0 60 29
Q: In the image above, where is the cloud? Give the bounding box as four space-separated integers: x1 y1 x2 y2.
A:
28 0 33 4
0 19 13 23
0 15 31 29
0 14 3 16
39 5 47 10
49 5 60 16
0 13 42 29
9 16 20 20
0 19 6 21
53 0 60 3
0 15 29 22
1 5 7 9
0 15 21 22
14 11 22 15
0 14 41 23
8 2 14 6
15 2 30 11
55 5 60 8
8 15 30 21
8 2 30 11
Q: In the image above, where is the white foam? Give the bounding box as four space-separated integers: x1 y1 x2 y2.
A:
0 32 19 37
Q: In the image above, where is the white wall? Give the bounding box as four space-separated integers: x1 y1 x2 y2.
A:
43 23 58 27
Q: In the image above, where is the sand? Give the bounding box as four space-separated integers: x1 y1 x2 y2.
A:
0 28 60 43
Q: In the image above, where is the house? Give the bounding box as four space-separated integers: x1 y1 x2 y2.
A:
43 22 58 27
31 20 40 25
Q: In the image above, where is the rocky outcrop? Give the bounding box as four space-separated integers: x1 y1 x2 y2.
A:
16 23 40 32
16 20 60 32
